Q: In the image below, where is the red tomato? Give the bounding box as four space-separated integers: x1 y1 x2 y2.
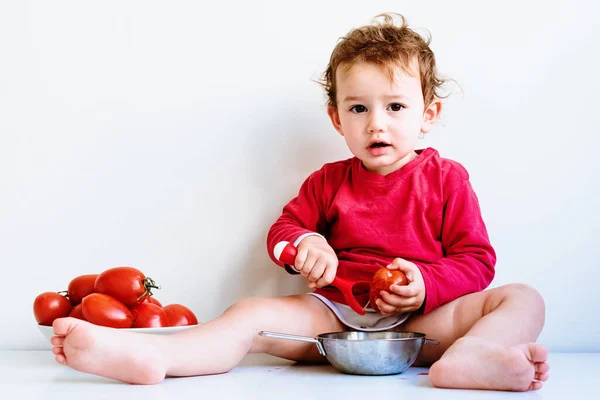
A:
81 293 133 328
33 292 73 326
67 274 98 306
131 302 169 328
69 303 86 320
143 297 162 307
94 266 160 308
163 304 198 326
369 268 409 313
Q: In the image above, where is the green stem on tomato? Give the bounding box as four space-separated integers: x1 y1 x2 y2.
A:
137 276 161 301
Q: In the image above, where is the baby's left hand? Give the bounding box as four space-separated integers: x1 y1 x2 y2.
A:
375 258 425 316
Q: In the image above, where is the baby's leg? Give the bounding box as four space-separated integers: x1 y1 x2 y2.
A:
402 283 548 391
51 294 343 384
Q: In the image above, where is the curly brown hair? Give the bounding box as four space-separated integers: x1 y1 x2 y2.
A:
320 13 448 108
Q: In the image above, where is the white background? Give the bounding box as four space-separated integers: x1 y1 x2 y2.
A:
1 0 598 351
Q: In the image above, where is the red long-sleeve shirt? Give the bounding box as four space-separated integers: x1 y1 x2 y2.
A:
267 147 496 315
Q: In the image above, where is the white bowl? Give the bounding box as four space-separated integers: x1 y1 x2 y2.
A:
38 323 197 342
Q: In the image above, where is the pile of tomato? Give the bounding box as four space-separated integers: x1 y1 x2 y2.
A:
33 266 198 328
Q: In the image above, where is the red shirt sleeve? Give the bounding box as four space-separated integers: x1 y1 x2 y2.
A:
266 171 326 272
414 180 497 314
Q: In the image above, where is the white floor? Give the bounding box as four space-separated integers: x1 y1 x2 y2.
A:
0 350 596 399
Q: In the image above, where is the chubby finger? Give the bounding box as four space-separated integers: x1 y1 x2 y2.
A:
385 260 412 283
308 259 326 282
378 290 404 307
375 298 397 315
378 294 418 314
315 264 336 288
386 260 400 270
294 247 308 270
390 257 413 269
389 258 417 277
298 253 318 276
389 283 418 297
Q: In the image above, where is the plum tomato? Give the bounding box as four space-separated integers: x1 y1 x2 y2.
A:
94 266 160 308
131 302 169 328
369 267 409 313
163 304 198 326
33 292 73 326
67 274 98 306
81 293 133 328
143 297 162 307
68 303 86 320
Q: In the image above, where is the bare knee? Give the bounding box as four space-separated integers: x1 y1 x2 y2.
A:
502 283 545 310
221 295 341 360
484 283 545 317
222 297 272 329
221 297 297 358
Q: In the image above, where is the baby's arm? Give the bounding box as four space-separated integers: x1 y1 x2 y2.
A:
266 171 327 274
415 180 497 314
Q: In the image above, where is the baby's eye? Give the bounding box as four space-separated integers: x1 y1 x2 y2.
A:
350 105 367 113
388 103 404 112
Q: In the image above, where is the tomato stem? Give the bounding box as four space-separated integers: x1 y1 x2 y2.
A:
137 276 161 301
145 277 161 290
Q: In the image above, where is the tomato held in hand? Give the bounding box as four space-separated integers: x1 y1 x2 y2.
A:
69 303 86 320
369 267 409 313
131 302 169 328
33 292 73 326
163 304 198 326
81 293 133 328
67 274 98 306
94 266 160 308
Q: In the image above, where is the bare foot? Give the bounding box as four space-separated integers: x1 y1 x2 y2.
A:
428 336 550 391
51 317 168 384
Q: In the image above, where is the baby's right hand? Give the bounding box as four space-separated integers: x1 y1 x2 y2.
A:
294 236 338 289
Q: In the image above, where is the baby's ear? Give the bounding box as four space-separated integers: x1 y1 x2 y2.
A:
421 98 442 133
327 105 344 136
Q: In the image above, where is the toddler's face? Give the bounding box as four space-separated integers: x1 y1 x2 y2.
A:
328 61 438 175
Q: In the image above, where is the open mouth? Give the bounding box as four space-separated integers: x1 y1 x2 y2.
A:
369 142 391 149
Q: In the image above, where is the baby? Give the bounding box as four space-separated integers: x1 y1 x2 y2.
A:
51 13 549 391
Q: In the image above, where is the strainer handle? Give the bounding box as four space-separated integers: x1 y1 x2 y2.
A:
259 331 327 356
424 338 440 345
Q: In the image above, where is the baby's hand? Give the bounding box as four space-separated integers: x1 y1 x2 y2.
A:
375 258 425 316
294 236 338 289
